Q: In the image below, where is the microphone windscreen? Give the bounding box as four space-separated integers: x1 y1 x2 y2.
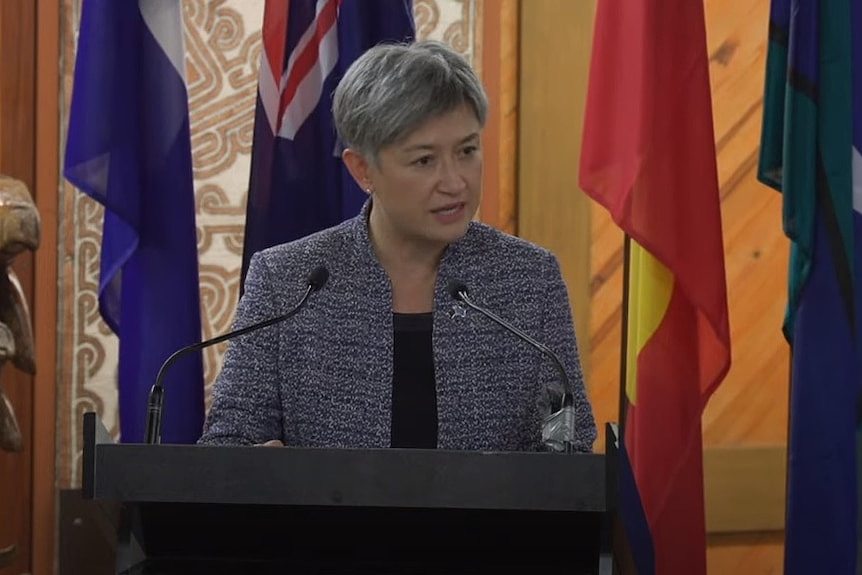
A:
447 279 469 301
308 266 330 291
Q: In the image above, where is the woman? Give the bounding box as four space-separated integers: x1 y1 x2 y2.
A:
199 40 596 452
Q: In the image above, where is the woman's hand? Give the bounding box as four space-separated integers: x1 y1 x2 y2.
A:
255 439 284 447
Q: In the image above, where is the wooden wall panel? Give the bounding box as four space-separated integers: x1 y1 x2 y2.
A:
587 0 788 450
584 0 787 443
479 0 518 234
32 0 61 572
707 532 784 575
519 0 595 382
0 3 36 574
701 0 790 448
519 0 786 570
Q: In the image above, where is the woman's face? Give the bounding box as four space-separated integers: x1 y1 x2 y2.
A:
364 103 483 254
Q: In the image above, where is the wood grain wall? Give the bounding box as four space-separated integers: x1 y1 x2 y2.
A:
479 0 518 235
587 0 788 451
0 3 60 574
516 0 786 572
33 0 61 571
518 0 595 369
0 3 36 574
702 0 788 448
586 0 789 534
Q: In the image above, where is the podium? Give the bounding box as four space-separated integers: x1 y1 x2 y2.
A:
83 413 630 574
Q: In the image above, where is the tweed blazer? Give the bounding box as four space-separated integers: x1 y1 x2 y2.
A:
199 202 596 452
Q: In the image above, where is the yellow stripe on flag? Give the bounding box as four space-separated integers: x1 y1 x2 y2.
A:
625 240 674 404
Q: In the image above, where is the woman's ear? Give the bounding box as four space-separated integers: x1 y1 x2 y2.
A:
341 148 374 194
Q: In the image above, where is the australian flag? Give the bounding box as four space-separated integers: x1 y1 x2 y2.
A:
64 0 204 444
242 0 415 280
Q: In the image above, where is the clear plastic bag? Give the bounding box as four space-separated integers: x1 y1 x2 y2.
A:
541 395 577 454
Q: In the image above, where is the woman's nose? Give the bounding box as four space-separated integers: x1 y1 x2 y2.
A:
437 160 467 194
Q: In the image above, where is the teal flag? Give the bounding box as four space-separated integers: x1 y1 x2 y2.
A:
758 0 862 572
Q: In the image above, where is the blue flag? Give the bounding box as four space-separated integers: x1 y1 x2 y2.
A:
758 0 862 571
65 0 204 443
242 0 415 280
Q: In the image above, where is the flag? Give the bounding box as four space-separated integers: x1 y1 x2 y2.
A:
580 1 731 573
758 0 862 572
242 0 415 280
64 0 204 443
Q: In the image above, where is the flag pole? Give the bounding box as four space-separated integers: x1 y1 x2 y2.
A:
618 233 631 437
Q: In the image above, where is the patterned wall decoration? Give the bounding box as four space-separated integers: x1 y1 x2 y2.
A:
58 0 480 487
184 0 264 402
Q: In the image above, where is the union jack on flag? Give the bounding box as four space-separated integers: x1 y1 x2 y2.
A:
242 0 415 281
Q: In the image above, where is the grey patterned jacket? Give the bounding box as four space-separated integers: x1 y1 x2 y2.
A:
199 201 596 452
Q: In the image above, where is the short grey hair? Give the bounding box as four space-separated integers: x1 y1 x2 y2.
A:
333 40 488 160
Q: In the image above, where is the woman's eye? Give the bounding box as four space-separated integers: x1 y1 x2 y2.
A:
460 145 479 157
413 156 433 167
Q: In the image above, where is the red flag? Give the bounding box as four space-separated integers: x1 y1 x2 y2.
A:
580 1 731 573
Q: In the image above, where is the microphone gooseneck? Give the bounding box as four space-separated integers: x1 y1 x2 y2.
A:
447 279 573 407
448 279 579 453
144 266 330 444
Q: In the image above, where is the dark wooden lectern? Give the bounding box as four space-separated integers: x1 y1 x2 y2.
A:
83 413 630 574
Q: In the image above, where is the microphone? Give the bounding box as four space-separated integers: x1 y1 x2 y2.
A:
447 280 578 453
144 266 330 444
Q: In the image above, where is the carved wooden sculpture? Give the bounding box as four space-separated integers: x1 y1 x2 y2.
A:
0 175 39 452
0 175 40 568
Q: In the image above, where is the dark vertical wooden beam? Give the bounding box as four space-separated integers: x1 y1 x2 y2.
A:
32 0 60 572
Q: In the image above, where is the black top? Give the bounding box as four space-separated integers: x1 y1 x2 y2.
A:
390 313 438 448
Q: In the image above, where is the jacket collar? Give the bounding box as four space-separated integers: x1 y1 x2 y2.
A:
349 197 476 270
